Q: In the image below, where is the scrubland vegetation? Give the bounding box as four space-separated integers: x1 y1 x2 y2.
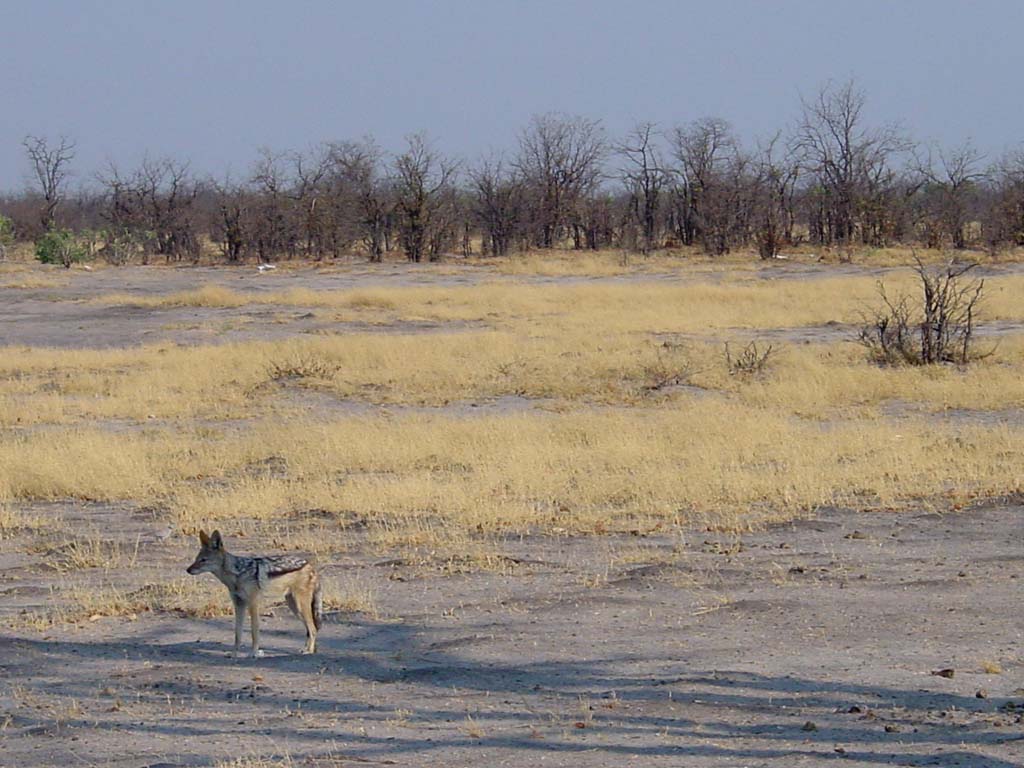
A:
3 81 1024 270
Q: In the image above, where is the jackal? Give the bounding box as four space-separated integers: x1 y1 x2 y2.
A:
186 530 322 657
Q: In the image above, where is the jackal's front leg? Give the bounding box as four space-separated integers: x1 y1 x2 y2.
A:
232 597 245 658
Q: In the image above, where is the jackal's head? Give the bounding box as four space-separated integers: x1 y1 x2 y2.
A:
186 530 225 575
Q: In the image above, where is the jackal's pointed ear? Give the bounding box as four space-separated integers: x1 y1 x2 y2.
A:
198 530 210 546
209 530 223 550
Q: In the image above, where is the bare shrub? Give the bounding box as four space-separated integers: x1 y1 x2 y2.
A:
268 354 339 381
859 259 986 365
725 341 775 376
641 341 697 392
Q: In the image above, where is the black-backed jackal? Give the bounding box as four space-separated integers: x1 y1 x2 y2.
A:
186 530 322 657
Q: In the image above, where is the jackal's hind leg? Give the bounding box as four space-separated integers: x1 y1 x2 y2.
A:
293 588 318 654
285 592 299 618
248 599 264 658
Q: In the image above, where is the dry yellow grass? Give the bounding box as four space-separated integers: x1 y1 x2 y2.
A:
32 534 140 572
730 337 1024 415
3 260 1023 559
479 244 1024 272
98 283 251 308
3 317 1023 429
92 271 1024 329
2 405 1022 541
14 576 228 629
214 757 296 768
0 429 173 500
0 501 54 540
0 273 70 289
321 575 379 617
0 342 270 424
818 245 1024 267
490 250 636 276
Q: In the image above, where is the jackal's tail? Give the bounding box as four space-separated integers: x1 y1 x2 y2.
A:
312 578 323 631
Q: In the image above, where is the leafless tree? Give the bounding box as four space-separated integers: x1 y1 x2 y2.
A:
289 145 334 259
248 148 298 261
23 135 76 231
97 157 201 262
751 134 801 258
143 158 201 260
982 149 1024 250
669 118 762 255
393 133 459 262
913 140 985 249
669 117 736 249
795 80 911 247
331 138 393 261
209 174 251 262
15 92 1024 268
580 192 619 250
616 122 668 253
428 185 464 260
516 114 605 248
469 153 523 256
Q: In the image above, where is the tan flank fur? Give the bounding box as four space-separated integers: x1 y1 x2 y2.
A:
186 530 322 658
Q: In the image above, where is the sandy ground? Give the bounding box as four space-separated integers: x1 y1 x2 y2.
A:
0 264 486 349
1 502 1023 768
2 260 1023 350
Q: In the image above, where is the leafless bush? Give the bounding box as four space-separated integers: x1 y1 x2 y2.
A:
641 341 697 392
858 259 986 365
268 354 339 381
725 341 775 376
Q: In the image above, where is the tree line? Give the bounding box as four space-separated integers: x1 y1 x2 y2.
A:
2 81 1024 265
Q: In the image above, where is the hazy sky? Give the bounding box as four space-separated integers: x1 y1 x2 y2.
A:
2 0 1022 188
